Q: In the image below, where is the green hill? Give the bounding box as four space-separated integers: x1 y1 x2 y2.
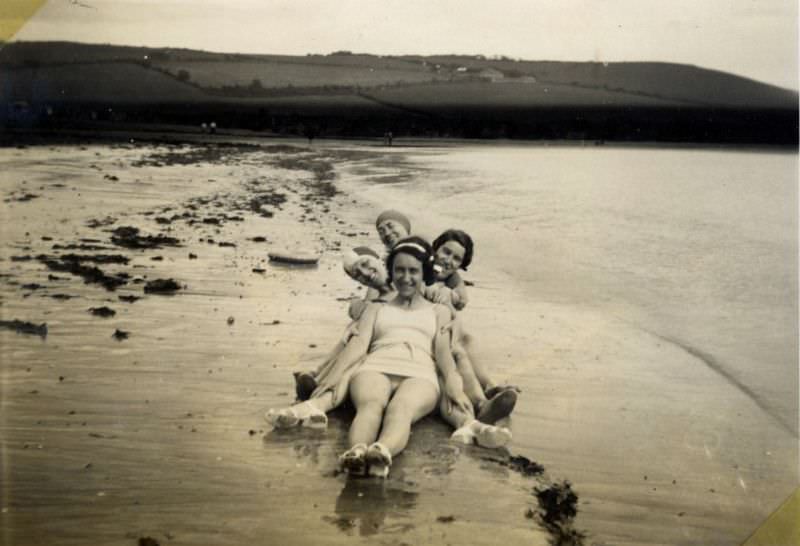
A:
1 41 796 143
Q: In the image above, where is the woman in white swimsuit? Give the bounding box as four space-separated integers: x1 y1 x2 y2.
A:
332 236 471 477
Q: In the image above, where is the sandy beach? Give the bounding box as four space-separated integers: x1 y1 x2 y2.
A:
0 133 797 546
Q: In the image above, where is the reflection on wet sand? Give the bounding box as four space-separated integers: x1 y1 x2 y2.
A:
331 479 417 536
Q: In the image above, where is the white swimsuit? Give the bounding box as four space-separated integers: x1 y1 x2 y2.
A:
354 304 440 392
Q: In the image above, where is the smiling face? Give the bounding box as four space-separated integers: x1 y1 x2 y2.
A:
346 255 388 290
391 252 423 298
433 240 466 280
377 219 410 250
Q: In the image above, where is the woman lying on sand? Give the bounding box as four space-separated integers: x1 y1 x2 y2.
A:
330 236 472 477
292 209 411 399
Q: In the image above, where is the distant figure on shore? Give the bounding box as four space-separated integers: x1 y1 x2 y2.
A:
383 131 393 146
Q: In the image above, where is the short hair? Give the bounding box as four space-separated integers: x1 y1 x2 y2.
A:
432 229 474 271
386 236 436 286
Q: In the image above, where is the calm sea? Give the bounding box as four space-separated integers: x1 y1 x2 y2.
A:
339 143 798 434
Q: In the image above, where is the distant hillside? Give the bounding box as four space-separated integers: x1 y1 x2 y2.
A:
1 41 796 143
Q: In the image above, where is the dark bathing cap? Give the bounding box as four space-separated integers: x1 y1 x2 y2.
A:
375 210 411 234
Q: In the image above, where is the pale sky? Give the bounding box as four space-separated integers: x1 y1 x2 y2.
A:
11 0 799 90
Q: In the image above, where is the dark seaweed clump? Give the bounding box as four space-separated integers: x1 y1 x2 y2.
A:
37 255 129 291
144 278 181 294
88 306 116 318
110 226 180 249
0 320 47 338
534 481 585 546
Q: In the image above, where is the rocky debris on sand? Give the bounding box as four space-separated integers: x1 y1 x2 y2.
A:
52 243 109 251
4 192 40 202
0 320 47 338
49 294 75 300
112 329 129 341
508 455 545 477
21 283 43 290
88 306 116 318
143 278 181 294
118 295 140 303
436 515 456 523
481 453 545 477
59 253 130 265
38 255 129 291
86 216 117 228
110 226 180 249
138 537 160 546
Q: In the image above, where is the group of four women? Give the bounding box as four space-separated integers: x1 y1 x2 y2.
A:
266 210 518 478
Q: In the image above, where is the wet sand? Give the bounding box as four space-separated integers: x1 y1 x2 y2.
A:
1 134 797 546
1 138 564 546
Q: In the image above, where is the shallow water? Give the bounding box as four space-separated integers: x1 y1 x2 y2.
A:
338 143 799 433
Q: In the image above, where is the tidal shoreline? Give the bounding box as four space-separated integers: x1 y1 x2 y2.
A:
1 137 796 545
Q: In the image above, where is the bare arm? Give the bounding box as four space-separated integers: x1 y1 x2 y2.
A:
450 279 468 311
338 302 380 367
433 304 472 413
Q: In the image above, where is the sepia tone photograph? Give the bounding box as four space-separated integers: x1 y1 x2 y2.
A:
0 1 797 545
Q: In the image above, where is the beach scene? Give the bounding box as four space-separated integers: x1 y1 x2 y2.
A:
1 2 798 546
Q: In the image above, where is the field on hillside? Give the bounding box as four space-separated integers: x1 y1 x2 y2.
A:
366 80 684 109
1 64 211 103
152 59 444 89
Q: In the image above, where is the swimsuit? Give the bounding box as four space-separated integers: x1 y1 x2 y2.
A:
354 304 440 393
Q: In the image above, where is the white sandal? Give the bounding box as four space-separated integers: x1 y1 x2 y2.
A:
339 443 368 475
366 442 392 478
265 401 328 430
473 422 512 449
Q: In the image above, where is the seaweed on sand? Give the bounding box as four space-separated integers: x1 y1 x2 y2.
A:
534 481 586 546
110 226 181 249
0 320 47 338
143 279 182 294
37 255 129 291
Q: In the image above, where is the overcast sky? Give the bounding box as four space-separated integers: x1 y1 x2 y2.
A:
12 0 799 90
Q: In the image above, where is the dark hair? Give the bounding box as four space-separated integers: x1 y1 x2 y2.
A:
432 229 474 271
386 236 436 286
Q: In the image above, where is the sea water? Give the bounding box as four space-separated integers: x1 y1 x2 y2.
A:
339 143 799 434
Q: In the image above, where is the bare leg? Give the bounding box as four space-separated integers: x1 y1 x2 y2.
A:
376 378 439 456
454 349 488 407
459 332 495 391
348 371 392 448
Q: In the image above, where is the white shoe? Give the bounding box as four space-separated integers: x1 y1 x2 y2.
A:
265 401 327 430
473 422 512 449
450 426 476 445
365 442 392 478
